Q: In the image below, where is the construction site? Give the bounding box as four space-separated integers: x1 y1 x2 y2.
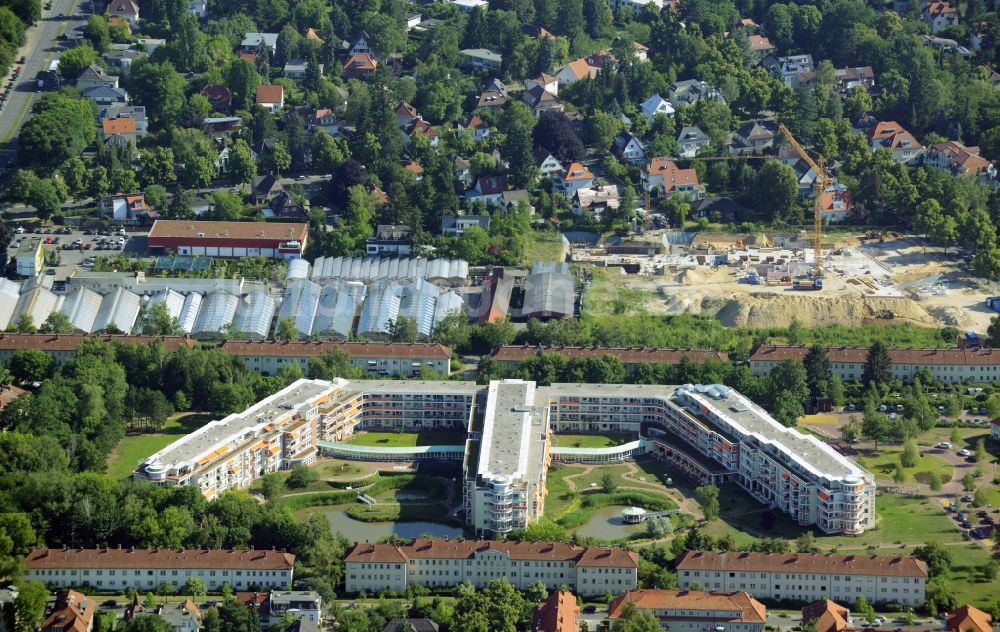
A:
575 230 1000 331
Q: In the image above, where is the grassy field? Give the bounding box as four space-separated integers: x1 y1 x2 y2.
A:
106 414 213 480
863 450 953 485
345 430 469 447
522 229 566 266
552 433 634 448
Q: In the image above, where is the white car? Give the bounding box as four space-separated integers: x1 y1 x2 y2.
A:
935 442 952 449
957 449 971 457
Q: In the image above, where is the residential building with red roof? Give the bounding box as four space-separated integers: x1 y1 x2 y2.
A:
345 539 639 595
458 113 491 142
26 548 295 591
820 186 855 222
553 162 594 196
200 84 232 111
106 0 140 26
221 340 452 377
608 589 766 632
803 600 851 632
750 345 1000 384
555 58 595 87
945 605 993 632
865 121 923 163
532 591 579 632
42 590 95 632
676 551 926 606
402 118 439 146
255 84 284 112
641 157 704 198
101 117 138 147
925 140 997 185
342 53 378 78
492 345 729 374
922 1 959 33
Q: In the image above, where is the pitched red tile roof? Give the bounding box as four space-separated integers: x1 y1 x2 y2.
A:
676 551 927 578
102 118 136 135
148 220 307 242
0 333 195 353
945 605 992 632
608 590 766 624
26 547 295 570
255 84 284 104
644 158 700 193
493 345 728 365
43 590 95 632
220 340 451 360
343 53 377 73
803 600 850 632
561 58 593 81
750 345 1000 367
533 591 579 632
346 539 639 568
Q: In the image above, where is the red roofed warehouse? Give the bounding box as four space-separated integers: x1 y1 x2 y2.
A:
25 547 295 591
147 220 308 260
345 539 639 596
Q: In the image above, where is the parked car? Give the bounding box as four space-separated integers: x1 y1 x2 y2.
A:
962 494 975 503
935 442 951 449
958 449 971 457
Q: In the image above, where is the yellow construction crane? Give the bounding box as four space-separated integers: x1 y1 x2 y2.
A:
777 123 830 279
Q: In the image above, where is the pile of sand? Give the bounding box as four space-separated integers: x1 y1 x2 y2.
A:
674 267 728 286
709 293 938 329
925 305 981 330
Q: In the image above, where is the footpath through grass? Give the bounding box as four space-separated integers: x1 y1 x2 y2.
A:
106 414 213 480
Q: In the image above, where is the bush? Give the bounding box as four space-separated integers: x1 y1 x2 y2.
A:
285 464 320 489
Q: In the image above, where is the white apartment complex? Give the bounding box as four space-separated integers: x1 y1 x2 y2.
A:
750 345 1000 384
24 547 294 592
676 551 927 607
464 379 551 537
608 589 766 632
543 382 876 535
344 539 638 596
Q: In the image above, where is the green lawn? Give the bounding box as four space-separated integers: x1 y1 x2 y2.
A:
345 430 469 447
544 466 577 519
863 450 953 485
106 414 213 480
522 230 566 266
552 433 633 448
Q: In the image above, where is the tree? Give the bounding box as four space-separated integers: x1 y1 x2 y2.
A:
39 311 73 334
270 141 291 175
900 439 919 469
796 531 819 553
533 111 585 163
987 315 1000 348
3 581 47 632
57 44 98 82
285 464 318 489
913 542 951 577
128 60 187 128
258 473 283 502
224 58 261 108
975 439 989 464
610 603 662 632
772 391 804 427
861 399 892 451
695 485 720 521
275 316 298 342
499 102 536 188
525 581 548 603
9 348 55 383
862 342 892 389
18 96 96 170
600 472 619 493
802 345 831 399
842 416 860 444
963 472 976 492
855 595 876 624
389 317 419 343
751 161 798 223
181 577 207 596
141 302 182 335
229 139 256 189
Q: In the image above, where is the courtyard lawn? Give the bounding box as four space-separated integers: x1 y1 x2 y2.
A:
345 430 469 447
522 230 566 266
552 433 634 448
106 414 212 480
863 451 953 485
917 427 991 450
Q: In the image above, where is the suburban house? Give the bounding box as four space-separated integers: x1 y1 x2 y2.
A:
553 162 594 196
611 131 647 165
454 157 472 186
252 174 281 204
944 606 992 632
525 73 558 96
632 41 649 62
532 591 578 632
534 148 563 177
402 118 439 146
268 191 308 221
202 117 242 138
458 114 491 142
99 105 147 136
747 35 776 56
555 59 595 87
42 590 95 632
395 102 419 128
200 84 232 111
441 214 490 236
342 53 377 78
83 85 128 106
241 32 279 54
801 600 851 632
639 94 675 121
467 176 509 205
99 193 150 223
501 189 533 213
573 184 620 218
608 590 766 632
459 48 502 73
365 224 412 256
820 186 855 222
477 89 508 110
865 120 924 163
925 140 997 185
102 117 138 148
834 66 876 93
729 121 775 154
923 1 959 33
521 85 564 115
255 84 284 112
642 157 703 199
76 64 118 91
608 0 665 15
401 160 424 184
106 0 140 26
677 126 711 158
669 79 724 106
188 0 206 17
346 32 372 57
761 53 814 87
283 59 323 82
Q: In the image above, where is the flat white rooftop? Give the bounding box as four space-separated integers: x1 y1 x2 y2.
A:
478 380 547 483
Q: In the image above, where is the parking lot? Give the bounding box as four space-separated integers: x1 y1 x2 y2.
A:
10 226 148 281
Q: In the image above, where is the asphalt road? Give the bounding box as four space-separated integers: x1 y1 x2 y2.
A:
0 0 89 167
